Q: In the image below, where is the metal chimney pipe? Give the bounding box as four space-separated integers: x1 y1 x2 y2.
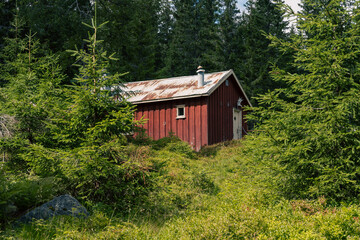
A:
196 66 205 87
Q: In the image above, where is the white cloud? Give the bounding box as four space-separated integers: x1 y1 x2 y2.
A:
285 0 301 13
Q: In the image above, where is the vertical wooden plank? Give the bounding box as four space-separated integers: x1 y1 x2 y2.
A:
165 103 171 137
226 80 231 140
189 103 195 148
232 77 237 139
160 103 166 139
177 104 183 141
184 102 189 143
201 98 208 147
211 90 215 145
230 78 234 140
209 93 214 145
171 103 177 136
206 97 210 146
143 105 149 136
212 92 216 145
195 102 201 151
216 87 220 143
221 83 225 141
223 83 226 141
207 97 210 145
217 87 221 143
148 106 154 139
154 105 160 140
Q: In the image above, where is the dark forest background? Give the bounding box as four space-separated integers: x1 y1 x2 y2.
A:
0 0 293 102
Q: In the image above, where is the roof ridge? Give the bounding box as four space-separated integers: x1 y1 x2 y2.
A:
124 70 231 85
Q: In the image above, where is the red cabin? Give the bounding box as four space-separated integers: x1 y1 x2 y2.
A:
123 67 252 151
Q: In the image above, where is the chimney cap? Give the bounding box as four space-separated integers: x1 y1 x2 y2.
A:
197 66 205 73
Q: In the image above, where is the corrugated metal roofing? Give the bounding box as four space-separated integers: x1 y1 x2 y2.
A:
122 69 251 106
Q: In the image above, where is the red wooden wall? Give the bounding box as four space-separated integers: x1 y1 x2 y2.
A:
134 97 208 151
207 75 249 145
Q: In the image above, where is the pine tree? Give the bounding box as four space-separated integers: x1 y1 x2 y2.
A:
247 0 360 201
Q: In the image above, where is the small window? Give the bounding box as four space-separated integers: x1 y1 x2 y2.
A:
176 105 185 119
225 79 229 86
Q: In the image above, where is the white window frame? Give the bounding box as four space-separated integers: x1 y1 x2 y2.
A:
176 105 186 119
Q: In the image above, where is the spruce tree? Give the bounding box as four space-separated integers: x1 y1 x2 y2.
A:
0 4 25 87
0 29 63 146
239 0 289 101
155 0 175 78
0 13 64 167
219 0 241 71
165 0 222 76
98 0 159 81
165 0 198 76
247 0 360 201
53 18 135 148
18 0 92 79
23 8 146 204
0 0 16 56
197 0 223 71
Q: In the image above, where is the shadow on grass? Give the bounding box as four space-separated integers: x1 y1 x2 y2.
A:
198 140 243 158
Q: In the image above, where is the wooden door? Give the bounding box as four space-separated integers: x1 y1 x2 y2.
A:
233 108 242 140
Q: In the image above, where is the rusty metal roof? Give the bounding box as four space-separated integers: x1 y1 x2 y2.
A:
122 69 251 106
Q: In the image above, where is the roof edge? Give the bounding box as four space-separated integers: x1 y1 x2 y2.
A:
230 70 253 107
207 69 253 107
128 93 208 105
124 70 230 86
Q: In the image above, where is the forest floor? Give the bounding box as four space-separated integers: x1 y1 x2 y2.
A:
2 140 360 239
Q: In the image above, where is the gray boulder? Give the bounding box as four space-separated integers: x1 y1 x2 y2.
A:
17 194 89 224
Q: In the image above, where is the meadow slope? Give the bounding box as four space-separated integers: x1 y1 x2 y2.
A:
2 139 360 239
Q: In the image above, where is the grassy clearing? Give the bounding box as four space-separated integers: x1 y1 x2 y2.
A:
2 139 360 239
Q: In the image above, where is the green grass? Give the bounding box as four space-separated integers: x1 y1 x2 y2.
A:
2 139 360 239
